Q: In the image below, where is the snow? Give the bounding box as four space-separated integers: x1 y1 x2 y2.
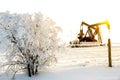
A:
0 12 120 80
1 67 120 80
1 46 120 80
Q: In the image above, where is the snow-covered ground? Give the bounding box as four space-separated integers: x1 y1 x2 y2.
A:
1 45 120 80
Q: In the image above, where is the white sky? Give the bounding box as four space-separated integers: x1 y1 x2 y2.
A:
0 0 120 43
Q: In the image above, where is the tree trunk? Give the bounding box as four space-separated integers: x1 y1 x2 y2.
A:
35 66 38 74
31 63 34 75
27 64 31 77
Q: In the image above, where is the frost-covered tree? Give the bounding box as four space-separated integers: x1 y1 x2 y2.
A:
0 12 61 77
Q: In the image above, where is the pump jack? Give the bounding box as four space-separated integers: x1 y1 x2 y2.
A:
70 20 110 47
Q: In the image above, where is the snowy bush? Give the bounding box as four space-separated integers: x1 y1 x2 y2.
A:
0 12 61 77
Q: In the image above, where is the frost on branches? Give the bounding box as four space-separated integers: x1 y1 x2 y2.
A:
0 12 61 77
